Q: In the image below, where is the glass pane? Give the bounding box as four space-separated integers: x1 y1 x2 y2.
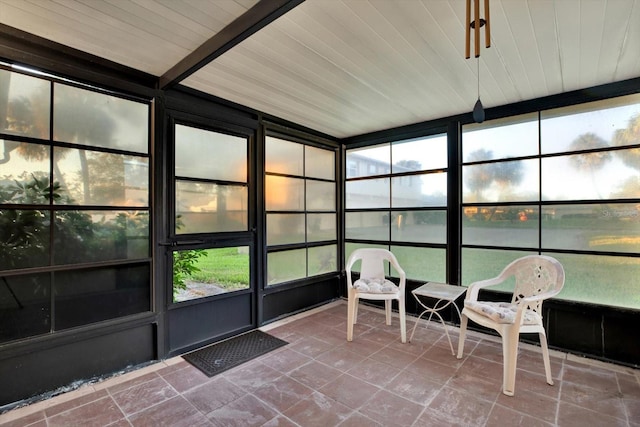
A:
547 252 640 309
306 180 335 211
176 181 248 234
345 177 390 209
0 69 50 139
307 213 336 242
345 242 388 273
308 245 337 276
55 264 150 330
173 247 250 303
267 213 305 245
391 246 446 283
0 140 50 204
54 211 149 264
392 210 446 244
265 176 304 211
346 143 390 178
306 145 335 180
345 211 389 241
541 94 640 154
267 249 306 285
54 148 149 206
461 248 537 288
542 204 640 253
0 209 50 270
175 125 246 182
392 134 447 172
463 205 539 248
53 83 148 153
0 273 50 343
463 159 539 203
542 150 639 201
265 136 303 175
463 113 539 161
392 172 447 208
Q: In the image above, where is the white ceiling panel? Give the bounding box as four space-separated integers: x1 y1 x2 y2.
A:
1 0 639 139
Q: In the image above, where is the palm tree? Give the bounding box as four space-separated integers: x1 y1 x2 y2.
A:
612 113 640 172
568 132 611 199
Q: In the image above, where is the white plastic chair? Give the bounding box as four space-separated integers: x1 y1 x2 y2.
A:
346 248 406 343
456 255 565 396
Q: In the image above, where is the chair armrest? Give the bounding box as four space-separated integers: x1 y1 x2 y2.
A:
465 277 505 302
518 289 562 305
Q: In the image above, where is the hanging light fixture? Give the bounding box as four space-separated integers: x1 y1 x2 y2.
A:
465 0 490 123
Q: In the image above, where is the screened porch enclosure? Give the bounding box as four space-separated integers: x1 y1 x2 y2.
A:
1 1 640 410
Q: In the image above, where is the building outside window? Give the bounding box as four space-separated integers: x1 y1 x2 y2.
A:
345 134 448 282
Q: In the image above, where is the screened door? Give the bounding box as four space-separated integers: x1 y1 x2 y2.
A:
166 121 255 354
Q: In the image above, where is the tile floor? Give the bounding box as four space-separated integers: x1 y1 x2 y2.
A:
1 300 638 427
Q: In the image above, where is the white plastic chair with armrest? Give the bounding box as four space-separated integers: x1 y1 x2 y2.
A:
456 255 565 396
346 248 407 343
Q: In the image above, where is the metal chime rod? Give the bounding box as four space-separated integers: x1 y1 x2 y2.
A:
474 0 480 57
465 0 491 59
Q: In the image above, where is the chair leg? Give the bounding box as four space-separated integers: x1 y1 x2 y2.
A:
399 298 406 343
354 298 359 324
502 329 519 396
385 300 392 325
347 292 357 342
539 331 554 386
456 314 468 359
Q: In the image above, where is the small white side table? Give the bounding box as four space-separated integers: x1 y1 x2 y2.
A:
409 282 466 355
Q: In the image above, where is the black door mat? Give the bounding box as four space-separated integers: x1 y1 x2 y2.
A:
183 330 288 377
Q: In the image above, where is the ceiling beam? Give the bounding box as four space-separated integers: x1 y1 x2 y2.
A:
159 0 304 90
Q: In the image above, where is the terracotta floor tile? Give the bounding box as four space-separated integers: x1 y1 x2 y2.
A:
261 415 299 427
385 369 442 405
338 411 383 426
315 345 367 371
207 394 278 427
127 396 210 427
106 372 160 395
486 404 554 427
47 396 124 427
562 362 620 393
2 302 639 427
44 390 109 418
368 346 419 370
253 374 314 413
283 391 353 427
357 389 424 427
289 360 343 389
557 401 628 427
560 380 627 420
258 347 313 374
0 410 45 427
318 373 380 410
495 389 558 424
345 358 402 388
182 377 245 415
426 386 493 427
624 396 640 423
111 376 177 416
342 338 386 358
161 365 210 393
288 336 335 358
619 373 640 399
220 361 282 392
514 368 560 399
404 356 460 385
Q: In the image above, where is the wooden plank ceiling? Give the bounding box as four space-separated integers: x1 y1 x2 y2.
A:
1 0 639 139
